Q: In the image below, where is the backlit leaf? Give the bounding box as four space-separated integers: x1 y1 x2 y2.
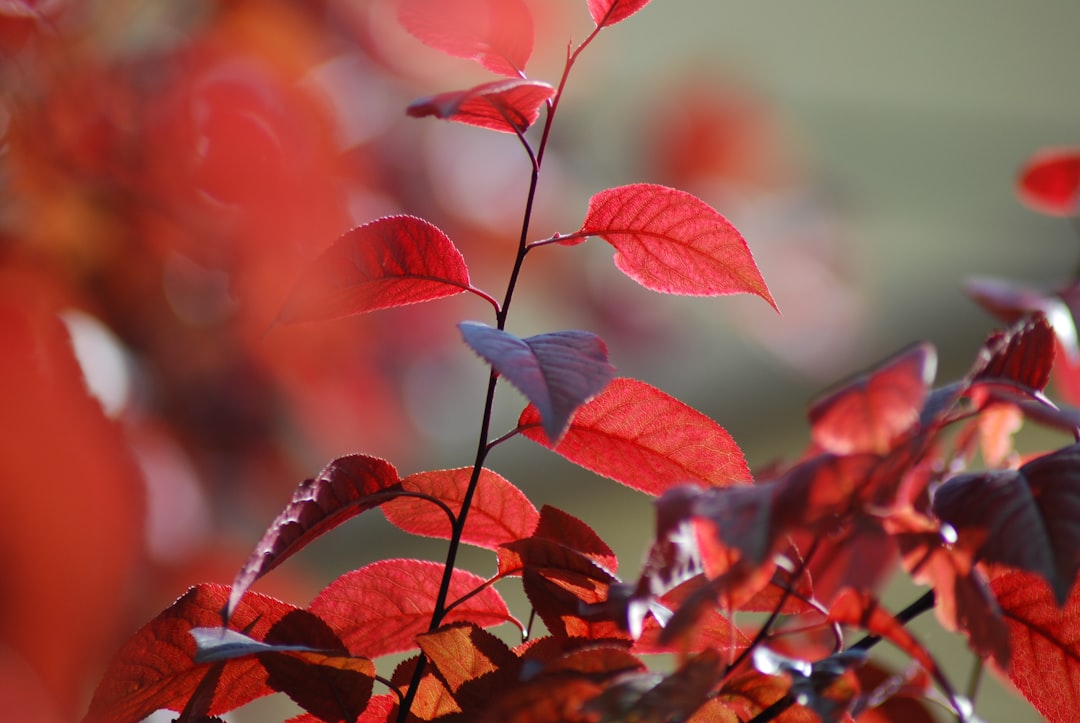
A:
971 313 1055 393
992 570 1080 722
577 184 776 309
417 623 517 694
828 589 938 678
83 584 298 723
309 559 517 658
534 505 618 574
520 377 751 495
277 215 475 324
396 0 533 77
226 455 403 621
407 79 555 134
1016 147 1080 217
586 0 654 28
461 323 615 443
382 467 539 549
809 343 936 455
933 443 1080 604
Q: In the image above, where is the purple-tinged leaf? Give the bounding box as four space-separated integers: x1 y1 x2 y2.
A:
971 313 1055 393
225 455 403 622
461 323 615 443
278 216 479 325
407 79 555 134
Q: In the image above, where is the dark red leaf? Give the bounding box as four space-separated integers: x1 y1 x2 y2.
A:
828 589 939 679
520 377 751 495
83 584 298 723
461 323 615 443
809 343 936 455
586 0 654 28
964 277 1078 359
933 443 1080 604
477 676 602 723
417 623 517 694
407 79 554 134
577 184 776 308
226 455 403 621
396 0 533 77
992 570 1080 722
971 313 1055 393
533 505 618 574
382 467 539 549
308 559 517 658
277 215 476 325
588 650 722 722
1016 147 1080 217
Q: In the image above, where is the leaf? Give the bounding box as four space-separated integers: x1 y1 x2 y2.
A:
965 277 1080 359
83 584 299 723
932 443 1080 604
534 505 618 574
520 377 751 495
382 467 539 550
992 570 1080 722
577 184 776 309
396 0 534 77
277 215 475 325
461 323 615 443
417 623 517 694
1016 147 1080 217
308 559 517 658
407 79 555 134
808 343 936 455
586 0 654 28
971 313 1055 393
226 455 403 621
828 589 938 678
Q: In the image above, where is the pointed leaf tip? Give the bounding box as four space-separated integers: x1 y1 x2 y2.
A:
1017 147 1080 217
587 0 654 28
579 184 776 309
407 80 554 134
397 0 534 77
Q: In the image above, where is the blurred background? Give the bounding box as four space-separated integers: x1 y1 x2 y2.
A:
2 0 1078 720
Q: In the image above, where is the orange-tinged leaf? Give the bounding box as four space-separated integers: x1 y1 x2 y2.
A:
520 377 751 495
586 0 654 28
1016 147 1080 217
226 454 404 621
309 559 517 658
407 79 555 134
382 467 539 549
992 570 1080 722
578 184 776 308
417 623 516 694
83 584 299 723
396 0 533 77
809 343 936 456
277 215 476 324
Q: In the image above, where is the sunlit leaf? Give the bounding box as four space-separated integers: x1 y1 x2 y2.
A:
520 377 751 495
586 0 654 28
1016 147 1080 217
462 323 614 443
397 0 533 77
226 455 403 621
577 184 776 308
407 79 554 134
277 216 476 324
309 559 517 658
533 505 618 574
382 467 539 550
417 623 517 694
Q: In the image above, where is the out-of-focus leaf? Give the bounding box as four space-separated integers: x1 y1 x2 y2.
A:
576 184 776 309
407 79 555 134
461 323 614 443
520 377 751 495
1016 147 1080 217
965 277 1079 359
308 559 517 658
382 467 539 550
933 443 1080 604
828 590 938 679
226 455 403 621
809 343 936 456
277 216 477 324
586 0 654 28
396 0 534 77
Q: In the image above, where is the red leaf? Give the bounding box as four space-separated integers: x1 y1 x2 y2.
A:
417 623 517 694
992 570 1080 722
308 559 516 658
577 184 776 309
407 79 554 134
534 505 618 574
1016 147 1080 217
461 324 615 443
932 443 1080 604
809 343 936 455
382 467 539 549
277 215 475 324
520 377 751 495
396 0 534 77
83 584 298 723
226 455 403 621
586 0 654 28
971 313 1055 393
828 589 940 679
